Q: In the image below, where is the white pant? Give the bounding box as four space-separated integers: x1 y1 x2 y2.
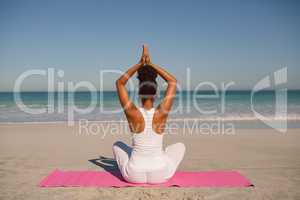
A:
112 141 185 184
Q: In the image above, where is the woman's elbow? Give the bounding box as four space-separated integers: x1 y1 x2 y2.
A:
115 80 122 90
115 79 124 86
169 78 177 85
167 79 177 92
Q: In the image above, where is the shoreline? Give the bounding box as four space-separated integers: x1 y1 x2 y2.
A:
0 119 299 133
0 117 300 124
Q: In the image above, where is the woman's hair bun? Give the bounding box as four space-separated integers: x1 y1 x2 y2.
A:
137 65 157 83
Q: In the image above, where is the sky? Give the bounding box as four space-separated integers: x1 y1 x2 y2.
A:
0 0 299 91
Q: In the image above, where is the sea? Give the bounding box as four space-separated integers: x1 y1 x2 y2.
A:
0 91 299 128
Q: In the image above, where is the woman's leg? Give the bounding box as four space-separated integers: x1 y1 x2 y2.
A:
164 142 186 179
112 141 132 179
112 141 147 183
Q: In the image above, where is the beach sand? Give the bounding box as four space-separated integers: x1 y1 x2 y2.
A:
0 123 300 200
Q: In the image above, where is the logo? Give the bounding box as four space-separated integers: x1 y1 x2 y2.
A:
251 67 287 133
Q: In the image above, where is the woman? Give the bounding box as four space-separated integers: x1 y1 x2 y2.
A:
113 45 185 184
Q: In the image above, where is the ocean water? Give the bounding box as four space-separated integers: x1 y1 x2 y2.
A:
0 91 299 127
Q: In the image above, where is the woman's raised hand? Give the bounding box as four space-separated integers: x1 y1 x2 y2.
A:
142 44 149 56
140 44 151 65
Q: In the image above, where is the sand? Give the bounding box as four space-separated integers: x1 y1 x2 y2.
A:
0 123 300 200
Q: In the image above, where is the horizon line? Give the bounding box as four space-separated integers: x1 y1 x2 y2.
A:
0 89 299 93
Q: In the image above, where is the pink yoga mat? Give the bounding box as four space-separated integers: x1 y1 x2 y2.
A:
39 169 253 187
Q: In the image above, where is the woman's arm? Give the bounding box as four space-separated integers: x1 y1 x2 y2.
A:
148 62 177 115
116 62 142 114
116 45 148 118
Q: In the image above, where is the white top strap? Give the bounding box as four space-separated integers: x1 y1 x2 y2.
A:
138 107 155 129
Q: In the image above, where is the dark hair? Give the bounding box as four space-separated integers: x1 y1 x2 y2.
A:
137 65 157 96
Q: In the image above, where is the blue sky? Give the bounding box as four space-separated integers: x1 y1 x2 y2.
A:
0 0 299 91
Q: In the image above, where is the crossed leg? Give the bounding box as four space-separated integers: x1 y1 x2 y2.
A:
164 142 186 179
112 141 132 179
112 141 186 183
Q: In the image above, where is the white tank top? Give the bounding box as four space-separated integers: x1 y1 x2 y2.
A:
131 107 163 156
129 107 167 171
